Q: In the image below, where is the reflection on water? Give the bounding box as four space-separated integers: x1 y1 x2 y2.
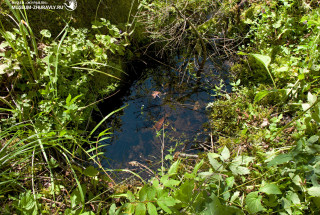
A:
101 59 230 178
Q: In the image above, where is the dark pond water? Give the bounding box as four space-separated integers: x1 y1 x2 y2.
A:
100 58 231 179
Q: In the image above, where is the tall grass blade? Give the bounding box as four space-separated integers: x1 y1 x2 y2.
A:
89 105 127 137
55 27 69 97
71 61 128 75
72 67 122 81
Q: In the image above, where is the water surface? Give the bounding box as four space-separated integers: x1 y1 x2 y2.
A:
101 59 230 178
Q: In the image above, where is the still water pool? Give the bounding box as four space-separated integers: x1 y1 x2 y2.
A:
100 59 231 179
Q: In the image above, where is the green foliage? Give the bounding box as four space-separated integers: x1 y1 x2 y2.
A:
204 2 320 214
1 1 320 214
0 1 130 213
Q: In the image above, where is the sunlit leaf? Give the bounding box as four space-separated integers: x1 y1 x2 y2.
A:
308 92 317 104
139 186 149 202
135 203 146 215
307 135 319 144
308 187 320 197
83 166 99 177
267 153 293 167
229 164 250 175
208 154 223 171
259 183 282 195
220 146 230 162
249 53 276 88
157 196 178 214
174 180 194 205
168 159 180 176
147 202 158 215
245 192 265 214
201 194 222 215
250 54 271 69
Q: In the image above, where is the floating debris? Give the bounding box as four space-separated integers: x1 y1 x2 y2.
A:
193 101 200 110
153 113 169 131
151 91 161 99
153 116 165 131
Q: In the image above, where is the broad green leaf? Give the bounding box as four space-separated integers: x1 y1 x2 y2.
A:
123 203 135 214
168 159 180 176
241 156 255 165
282 197 292 215
259 183 282 195
208 153 220 159
83 166 99 177
151 178 161 192
250 53 276 88
224 205 245 215
263 195 278 207
230 191 240 203
229 164 250 175
298 73 305 80
208 154 223 171
232 156 254 166
147 186 156 201
139 186 148 202
267 153 293 167
21 192 35 211
192 159 204 175
174 180 194 205
226 177 235 188
289 174 303 186
147 202 158 215
157 196 178 214
307 92 317 104
245 192 265 214
163 179 180 187
185 159 204 179
273 20 281 28
302 103 310 111
220 146 230 162
135 203 146 215
308 186 320 197
201 194 222 215
238 51 248 55
160 175 180 188
48 157 58 168
250 54 271 69
307 135 319 144
197 172 214 179
287 192 300 205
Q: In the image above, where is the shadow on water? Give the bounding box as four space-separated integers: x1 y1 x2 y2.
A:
99 57 231 180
